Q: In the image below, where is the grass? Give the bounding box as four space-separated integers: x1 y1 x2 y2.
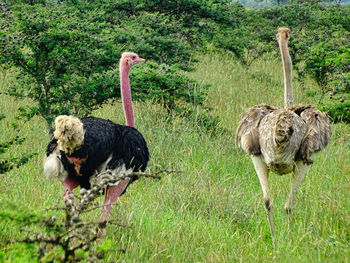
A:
0 52 350 262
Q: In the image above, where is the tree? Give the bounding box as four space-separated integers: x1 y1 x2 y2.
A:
0 1 209 133
1 3 125 132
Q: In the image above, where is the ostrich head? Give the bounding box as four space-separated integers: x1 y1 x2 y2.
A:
276 27 290 44
54 115 85 154
119 52 145 69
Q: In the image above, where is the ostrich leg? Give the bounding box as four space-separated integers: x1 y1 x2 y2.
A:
284 161 309 213
62 176 79 200
251 156 275 238
98 178 131 237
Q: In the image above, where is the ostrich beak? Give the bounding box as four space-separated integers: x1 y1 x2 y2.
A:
135 57 145 63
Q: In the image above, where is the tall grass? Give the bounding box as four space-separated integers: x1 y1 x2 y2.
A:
0 52 349 262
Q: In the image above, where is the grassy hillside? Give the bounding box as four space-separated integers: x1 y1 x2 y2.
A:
1 52 349 262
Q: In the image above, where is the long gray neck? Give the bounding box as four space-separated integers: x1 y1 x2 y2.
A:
279 38 293 108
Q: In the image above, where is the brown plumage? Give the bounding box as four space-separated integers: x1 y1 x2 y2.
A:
295 105 332 164
236 105 276 155
235 27 331 239
237 105 331 173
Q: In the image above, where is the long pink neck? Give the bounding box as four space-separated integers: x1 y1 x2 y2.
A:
120 65 135 127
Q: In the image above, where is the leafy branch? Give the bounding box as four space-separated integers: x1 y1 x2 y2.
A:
3 168 180 262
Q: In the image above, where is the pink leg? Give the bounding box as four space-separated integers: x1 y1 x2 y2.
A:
97 179 130 238
99 179 130 222
62 176 79 200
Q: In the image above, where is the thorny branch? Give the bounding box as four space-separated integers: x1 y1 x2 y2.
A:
12 168 180 262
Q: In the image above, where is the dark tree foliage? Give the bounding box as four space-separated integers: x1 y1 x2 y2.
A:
0 2 125 132
0 1 221 133
0 0 349 131
245 4 350 122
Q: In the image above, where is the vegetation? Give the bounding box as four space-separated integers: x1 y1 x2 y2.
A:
1 51 349 262
0 0 349 262
1 1 349 128
0 169 164 262
0 1 212 132
0 113 36 174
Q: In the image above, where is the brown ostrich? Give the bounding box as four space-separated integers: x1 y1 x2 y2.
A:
235 27 331 237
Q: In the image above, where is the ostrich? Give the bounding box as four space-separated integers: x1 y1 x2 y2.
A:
235 27 331 237
43 52 149 235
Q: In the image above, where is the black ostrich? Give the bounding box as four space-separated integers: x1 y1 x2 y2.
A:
43 53 149 235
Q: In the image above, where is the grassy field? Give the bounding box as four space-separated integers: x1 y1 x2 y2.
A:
1 52 350 262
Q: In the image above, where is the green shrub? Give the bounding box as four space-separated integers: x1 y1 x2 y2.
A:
1 0 350 129
321 100 350 123
0 1 209 133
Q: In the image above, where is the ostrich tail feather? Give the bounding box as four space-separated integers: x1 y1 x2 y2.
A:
43 145 68 180
274 111 294 145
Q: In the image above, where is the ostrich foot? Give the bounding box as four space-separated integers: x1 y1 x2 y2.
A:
284 202 293 214
97 225 107 239
63 189 74 201
284 161 309 215
95 220 107 242
302 158 313 165
99 179 130 222
63 190 70 201
285 207 292 214
251 156 275 241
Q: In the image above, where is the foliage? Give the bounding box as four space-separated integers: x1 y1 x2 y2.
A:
0 199 105 262
0 2 121 132
322 100 350 123
0 168 167 262
0 1 210 133
305 42 350 102
329 45 350 94
131 62 208 110
2 0 349 130
99 0 251 62
0 113 36 174
246 4 350 121
1 53 350 262
178 107 227 136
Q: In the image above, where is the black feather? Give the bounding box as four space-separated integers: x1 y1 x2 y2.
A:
46 117 149 190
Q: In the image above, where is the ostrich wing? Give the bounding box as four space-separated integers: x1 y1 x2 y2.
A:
236 105 277 155
109 125 150 173
292 105 331 163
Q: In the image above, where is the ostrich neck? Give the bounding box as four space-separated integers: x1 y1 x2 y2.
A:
279 39 293 108
120 66 135 127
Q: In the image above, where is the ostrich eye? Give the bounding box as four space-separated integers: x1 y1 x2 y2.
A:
132 56 136 59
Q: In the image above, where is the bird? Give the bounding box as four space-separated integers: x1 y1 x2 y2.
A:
235 27 331 237
43 52 149 235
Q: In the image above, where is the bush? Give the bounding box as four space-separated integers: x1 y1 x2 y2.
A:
321 100 350 123
0 1 210 133
1 0 350 129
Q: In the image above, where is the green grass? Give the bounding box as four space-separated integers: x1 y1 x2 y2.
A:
1 52 349 262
